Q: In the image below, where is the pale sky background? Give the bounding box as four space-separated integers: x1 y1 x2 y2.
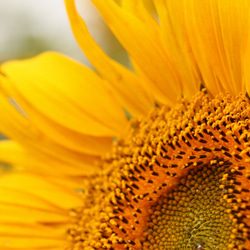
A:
0 0 128 65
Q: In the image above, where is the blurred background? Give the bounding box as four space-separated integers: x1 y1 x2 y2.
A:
0 0 129 66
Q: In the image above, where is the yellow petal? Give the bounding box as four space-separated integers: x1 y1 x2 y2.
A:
0 90 113 156
154 0 201 98
0 223 67 249
0 204 67 224
0 173 82 209
0 237 66 249
88 0 183 105
0 73 114 156
242 6 250 94
0 173 75 249
180 0 250 96
0 141 100 177
65 0 155 115
0 52 127 137
0 94 103 174
121 1 183 105
0 188 66 213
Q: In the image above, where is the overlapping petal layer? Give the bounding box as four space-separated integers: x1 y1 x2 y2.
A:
0 52 131 175
0 173 81 249
87 0 250 98
1 52 128 137
155 0 250 96
0 140 99 176
65 0 156 111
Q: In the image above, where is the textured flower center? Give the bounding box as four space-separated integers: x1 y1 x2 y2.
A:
143 160 245 249
68 91 250 250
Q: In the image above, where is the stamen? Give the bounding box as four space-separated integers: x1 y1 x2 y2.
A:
68 91 250 249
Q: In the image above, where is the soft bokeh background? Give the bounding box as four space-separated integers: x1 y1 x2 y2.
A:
0 0 129 66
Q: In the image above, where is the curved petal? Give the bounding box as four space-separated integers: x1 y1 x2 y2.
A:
0 52 128 137
181 0 250 96
0 173 79 249
65 0 155 114
0 141 100 176
0 173 82 209
154 0 201 98
0 223 67 250
0 94 103 173
0 86 113 156
87 0 182 106
120 1 186 104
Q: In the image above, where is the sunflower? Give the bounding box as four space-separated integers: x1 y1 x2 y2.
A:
0 0 250 249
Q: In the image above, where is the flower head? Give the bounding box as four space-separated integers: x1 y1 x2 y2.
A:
0 0 250 250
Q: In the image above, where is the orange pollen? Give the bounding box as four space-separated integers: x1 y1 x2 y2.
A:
67 91 250 250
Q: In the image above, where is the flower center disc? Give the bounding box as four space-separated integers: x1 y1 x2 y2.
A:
68 91 250 250
143 160 243 249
